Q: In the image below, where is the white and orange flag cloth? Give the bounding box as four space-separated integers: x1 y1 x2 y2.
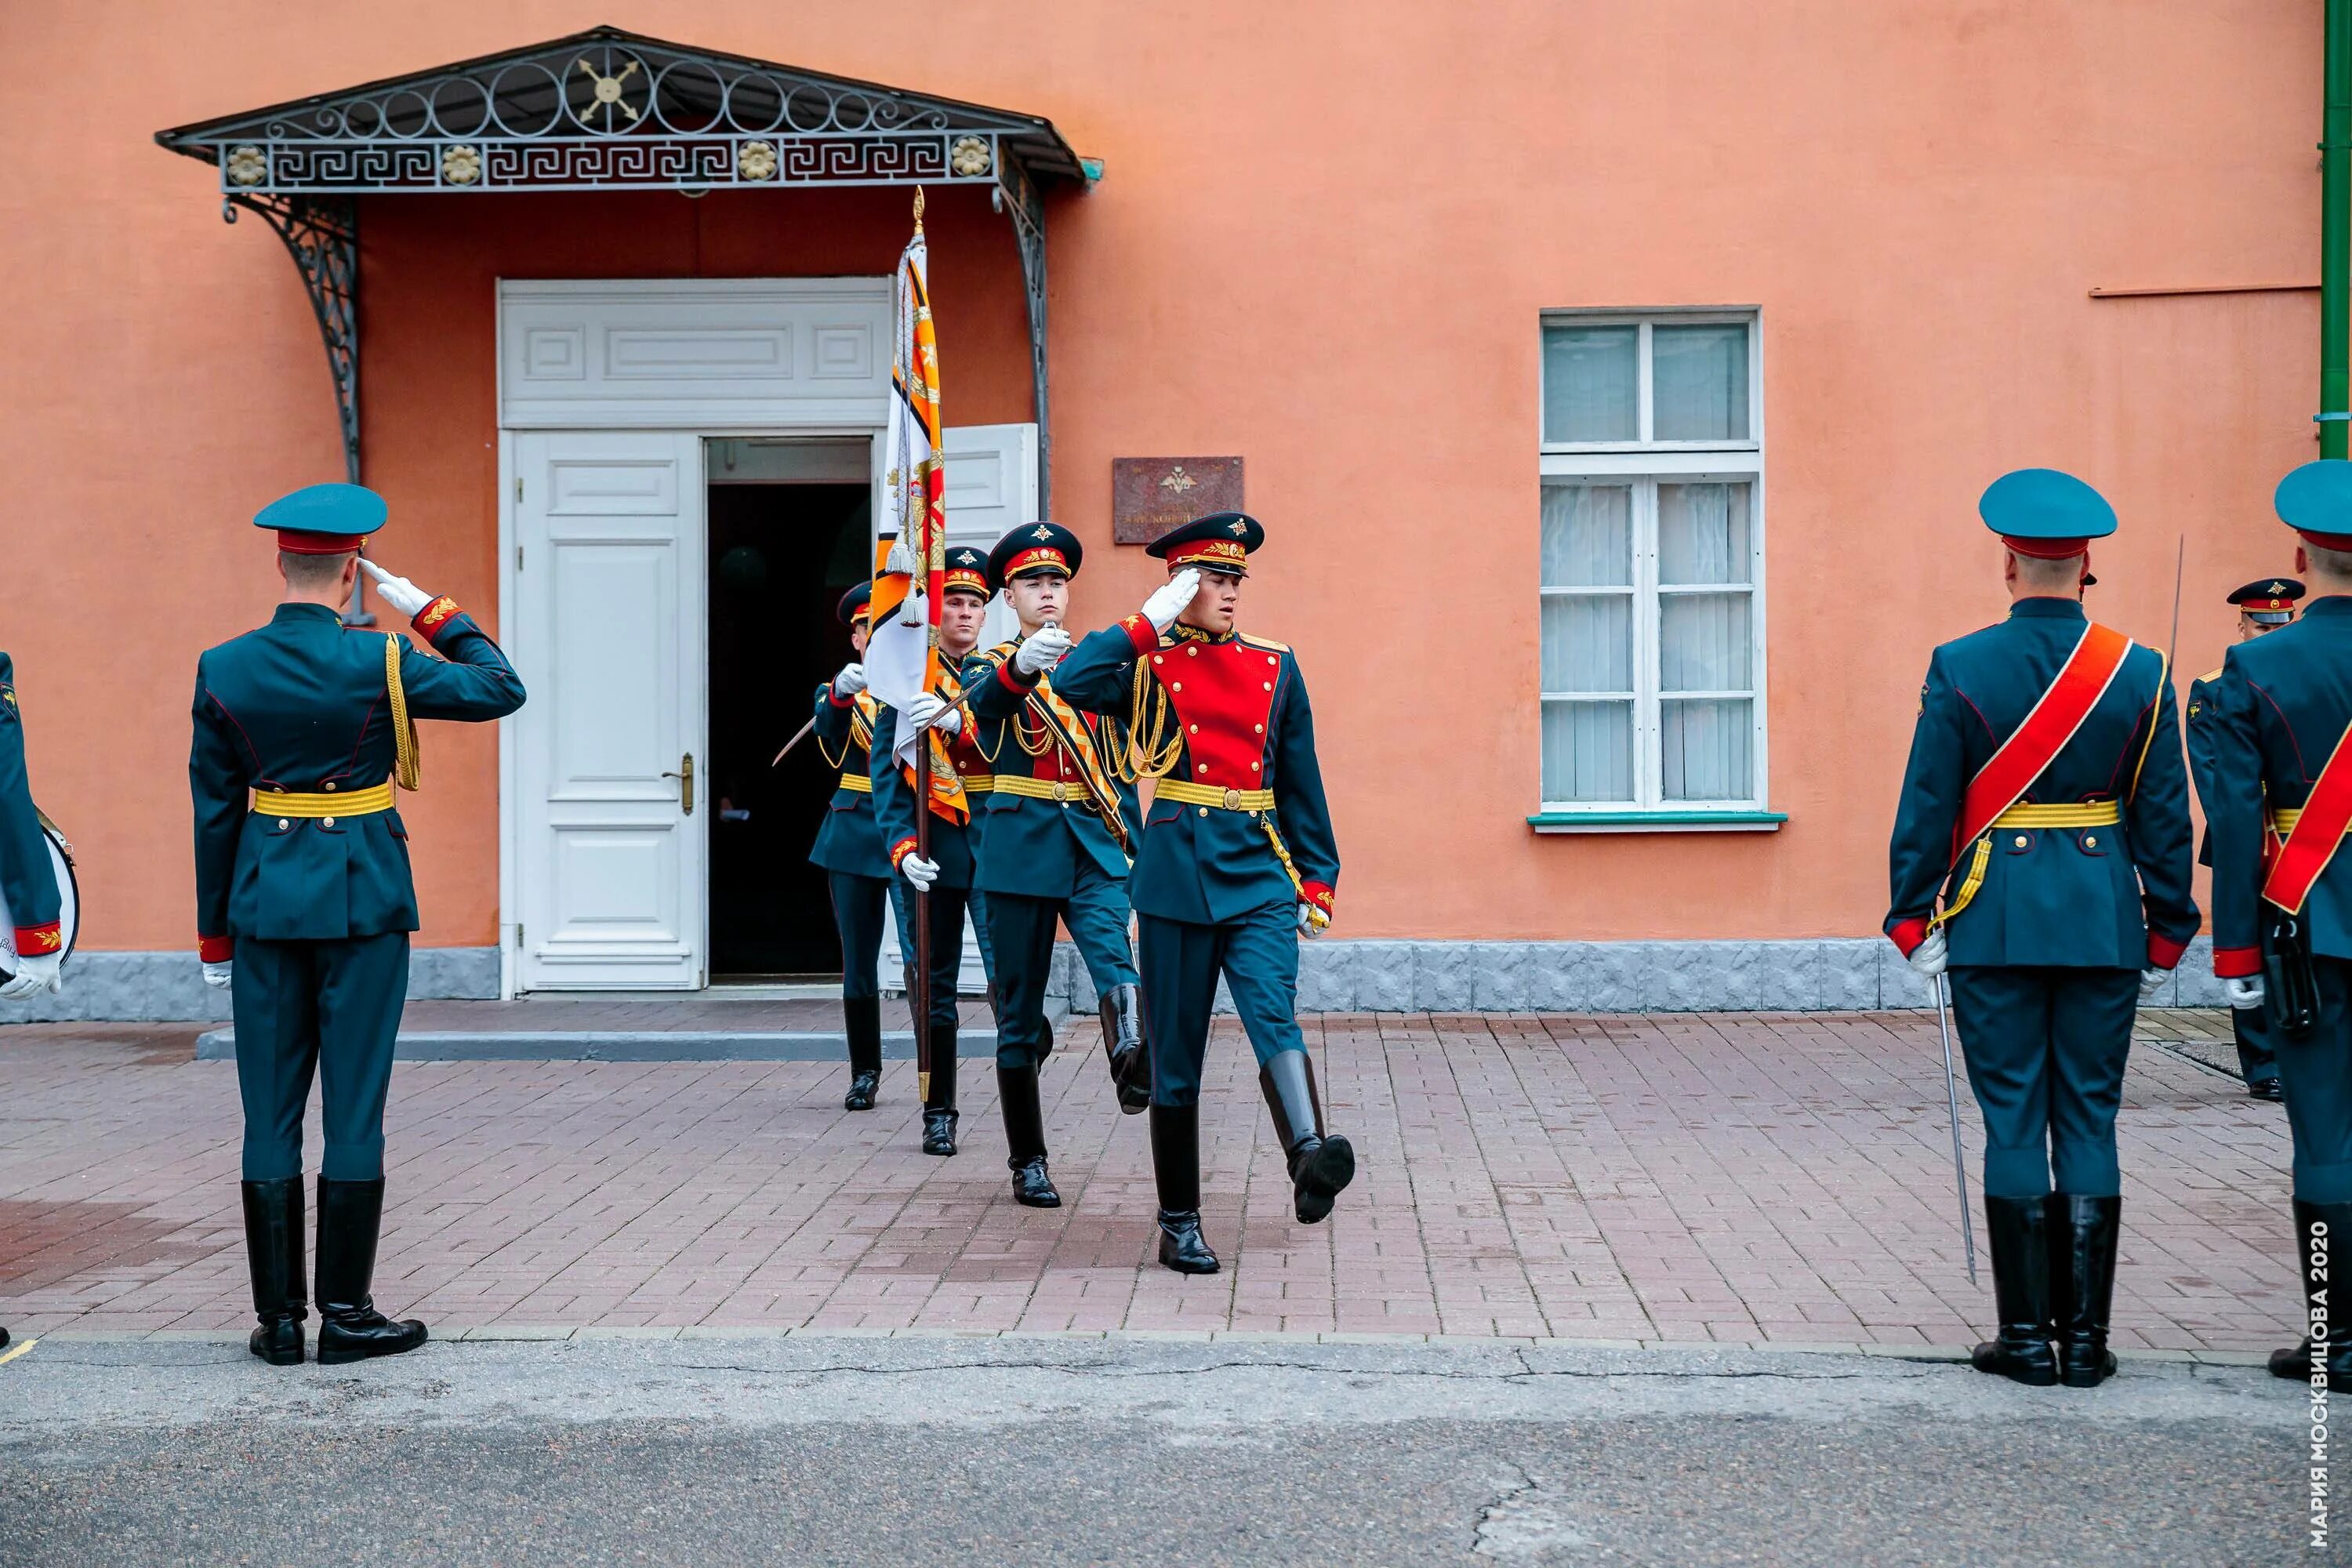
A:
866 194 967 823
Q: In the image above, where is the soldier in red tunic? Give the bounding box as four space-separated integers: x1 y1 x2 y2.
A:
1047 513 1351 1274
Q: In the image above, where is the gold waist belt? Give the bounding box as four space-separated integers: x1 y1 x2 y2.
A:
252 781 397 819
838 772 873 794
958 774 995 793
1991 800 2121 829
994 774 1101 806
2269 807 2348 835
1156 780 1277 813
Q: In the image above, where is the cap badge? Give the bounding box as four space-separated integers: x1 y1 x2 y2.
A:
2272 581 2288 594
1228 518 1249 535
1031 524 1054 540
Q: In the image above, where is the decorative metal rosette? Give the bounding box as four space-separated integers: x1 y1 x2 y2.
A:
736 140 778 181
226 145 267 186
441 145 482 185
950 136 991 176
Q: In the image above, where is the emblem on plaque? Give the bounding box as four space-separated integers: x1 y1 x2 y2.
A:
1112 458 1245 545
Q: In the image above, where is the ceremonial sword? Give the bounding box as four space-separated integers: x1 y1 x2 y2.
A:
1929 971 1977 1287
769 716 818 768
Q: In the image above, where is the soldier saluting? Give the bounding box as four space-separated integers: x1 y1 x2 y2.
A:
191 484 524 1366
1051 513 1351 1275
2202 462 2352 1396
2184 576 2301 1102
1885 470 2197 1388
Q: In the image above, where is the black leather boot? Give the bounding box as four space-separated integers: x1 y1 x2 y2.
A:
2270 1199 2352 1390
1969 1195 2056 1385
1258 1051 1356 1225
1150 1102 1219 1274
997 1064 1062 1207
921 1023 960 1156
314 1178 427 1365
2050 1193 2121 1388
1098 983 1151 1114
843 996 882 1111
241 1178 307 1367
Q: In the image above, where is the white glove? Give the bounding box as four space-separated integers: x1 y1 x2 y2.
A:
0 952 62 1000
1904 928 1947 978
202 960 233 990
1296 902 1328 939
833 662 869 699
1014 626 1072 677
2138 967 2168 1001
2224 975 2267 1011
358 558 431 618
1142 568 1203 634
906 692 961 735
900 854 939 891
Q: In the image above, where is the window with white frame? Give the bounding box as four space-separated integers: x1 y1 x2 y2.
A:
1538 314 1765 814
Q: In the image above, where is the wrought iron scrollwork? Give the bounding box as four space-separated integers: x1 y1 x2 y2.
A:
225 194 358 484
997 154 1051 517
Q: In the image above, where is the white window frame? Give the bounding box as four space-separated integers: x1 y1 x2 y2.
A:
1536 311 1772 827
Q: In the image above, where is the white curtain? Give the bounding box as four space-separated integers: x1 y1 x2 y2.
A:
1657 481 1753 799
1652 325 1748 441
1541 326 1638 443
1544 701 1633 803
1541 482 1636 802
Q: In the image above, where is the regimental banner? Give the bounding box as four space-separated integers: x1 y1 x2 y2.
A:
866 194 966 822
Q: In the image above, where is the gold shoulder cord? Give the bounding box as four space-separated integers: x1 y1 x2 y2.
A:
1127 659 1181 781
384 636 420 791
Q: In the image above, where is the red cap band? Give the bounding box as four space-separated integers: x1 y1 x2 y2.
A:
2300 530 2352 552
2000 535 2089 561
277 530 365 556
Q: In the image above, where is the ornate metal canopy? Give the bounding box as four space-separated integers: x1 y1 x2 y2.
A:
156 26 1088 509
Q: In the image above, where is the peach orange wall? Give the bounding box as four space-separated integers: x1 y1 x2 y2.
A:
0 0 2327 950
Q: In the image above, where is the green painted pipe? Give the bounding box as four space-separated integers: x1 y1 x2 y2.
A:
2325 0 2351 459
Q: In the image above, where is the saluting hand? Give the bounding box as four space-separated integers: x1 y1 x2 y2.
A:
359 558 433 619
1142 568 1202 634
906 692 962 735
833 662 869 699
1014 626 1072 676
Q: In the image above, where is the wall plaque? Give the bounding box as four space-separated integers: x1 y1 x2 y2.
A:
1112 456 1244 545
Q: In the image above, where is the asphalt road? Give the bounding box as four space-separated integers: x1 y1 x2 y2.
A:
0 1335 2310 1566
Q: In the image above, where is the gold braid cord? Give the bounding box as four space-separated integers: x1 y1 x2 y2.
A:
384 636 420 791
1127 660 1182 780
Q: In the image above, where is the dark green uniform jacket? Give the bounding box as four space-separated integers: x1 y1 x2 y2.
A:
0 653 62 953
963 636 1138 898
808 682 892 881
190 601 524 955
2206 596 2352 972
1049 616 1338 925
1884 597 2198 969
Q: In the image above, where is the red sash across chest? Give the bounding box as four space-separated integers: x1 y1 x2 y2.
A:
1152 639 1281 790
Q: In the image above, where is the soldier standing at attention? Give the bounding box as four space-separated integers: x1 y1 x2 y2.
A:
870 550 1002 1168
2184 577 2300 1102
1050 514 1351 1276
2202 462 2352 1396
810 583 915 1120
0 641 71 1356
1885 469 2198 1388
964 522 1151 1131
191 483 524 1366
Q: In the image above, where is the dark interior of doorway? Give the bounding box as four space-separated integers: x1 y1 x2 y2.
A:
707 481 872 981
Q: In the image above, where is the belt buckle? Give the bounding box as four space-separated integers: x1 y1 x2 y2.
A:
1221 788 1241 810
1052 781 1069 804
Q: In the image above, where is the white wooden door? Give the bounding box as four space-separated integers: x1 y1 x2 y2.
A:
512 431 707 989
881 423 1038 993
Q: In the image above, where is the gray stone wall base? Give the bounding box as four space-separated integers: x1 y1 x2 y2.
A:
1049 936 2232 1014
2 946 500 1024
2 939 2236 1022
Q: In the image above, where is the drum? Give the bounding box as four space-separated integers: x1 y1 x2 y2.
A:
0 819 78 979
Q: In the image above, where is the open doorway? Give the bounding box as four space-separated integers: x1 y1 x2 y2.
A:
706 438 872 982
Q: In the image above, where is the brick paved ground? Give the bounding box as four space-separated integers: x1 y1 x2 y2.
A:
0 1010 2296 1349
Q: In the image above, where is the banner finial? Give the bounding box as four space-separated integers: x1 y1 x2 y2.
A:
912 186 925 230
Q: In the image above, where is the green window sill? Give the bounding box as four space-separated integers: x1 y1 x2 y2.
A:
1527 810 1788 835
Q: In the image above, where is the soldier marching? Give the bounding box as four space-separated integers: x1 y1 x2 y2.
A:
191 483 524 1366
0 638 70 1356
